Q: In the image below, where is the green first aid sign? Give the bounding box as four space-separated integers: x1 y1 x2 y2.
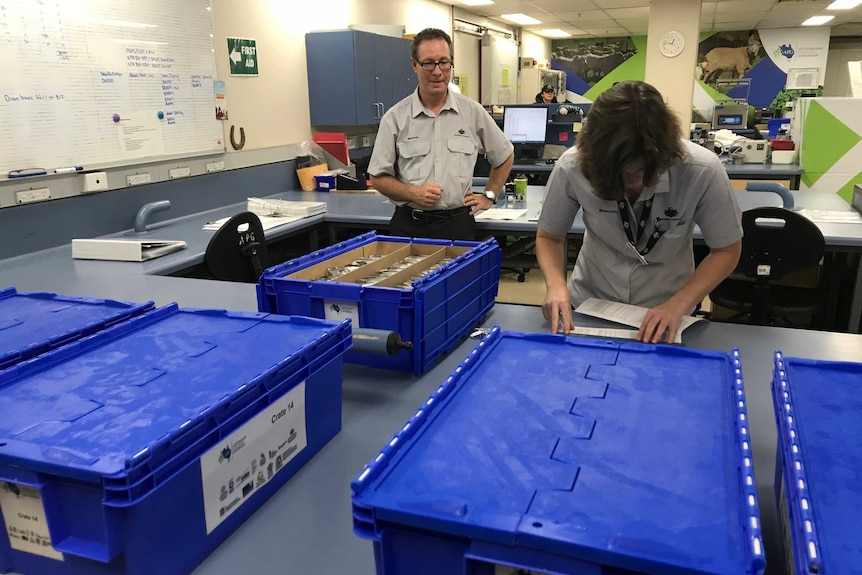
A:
228 38 258 75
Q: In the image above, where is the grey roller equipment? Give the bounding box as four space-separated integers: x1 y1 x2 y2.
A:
351 328 413 355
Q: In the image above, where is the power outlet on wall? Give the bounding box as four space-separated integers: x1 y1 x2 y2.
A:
127 173 152 186
206 161 224 173
169 166 191 179
16 188 51 204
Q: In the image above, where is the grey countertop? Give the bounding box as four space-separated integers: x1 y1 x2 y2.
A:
1 190 861 575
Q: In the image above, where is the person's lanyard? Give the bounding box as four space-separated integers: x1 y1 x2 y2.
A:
618 196 668 264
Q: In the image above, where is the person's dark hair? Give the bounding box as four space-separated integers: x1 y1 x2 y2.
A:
577 80 684 201
411 28 453 61
541 85 554 94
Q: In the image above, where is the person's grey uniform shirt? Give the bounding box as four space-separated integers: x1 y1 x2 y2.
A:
539 140 743 309
369 89 513 210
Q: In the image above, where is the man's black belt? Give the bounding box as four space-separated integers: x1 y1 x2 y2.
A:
396 205 470 222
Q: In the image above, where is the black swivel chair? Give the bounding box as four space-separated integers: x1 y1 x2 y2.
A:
709 207 825 327
204 212 269 283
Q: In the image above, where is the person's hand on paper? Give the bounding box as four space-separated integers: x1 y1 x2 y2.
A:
542 284 574 334
637 299 688 343
412 183 443 208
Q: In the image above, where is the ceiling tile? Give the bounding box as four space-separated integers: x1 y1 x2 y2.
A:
580 26 631 36
714 0 775 13
590 0 650 7
714 11 767 23
605 6 650 18
525 11 563 23
528 0 599 10
613 18 650 27
555 9 614 21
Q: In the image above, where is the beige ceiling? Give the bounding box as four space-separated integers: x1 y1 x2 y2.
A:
441 0 862 38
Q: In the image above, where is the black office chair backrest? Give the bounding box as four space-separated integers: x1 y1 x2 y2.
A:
738 207 824 283
205 211 268 283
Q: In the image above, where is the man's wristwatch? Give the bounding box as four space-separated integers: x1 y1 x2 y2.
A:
482 190 497 203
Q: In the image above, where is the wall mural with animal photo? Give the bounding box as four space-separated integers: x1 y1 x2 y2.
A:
550 36 646 103
693 27 831 125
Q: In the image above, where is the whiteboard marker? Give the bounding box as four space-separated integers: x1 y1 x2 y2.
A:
54 166 84 174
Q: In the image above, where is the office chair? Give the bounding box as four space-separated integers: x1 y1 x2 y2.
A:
204 211 269 283
498 236 537 282
709 207 825 327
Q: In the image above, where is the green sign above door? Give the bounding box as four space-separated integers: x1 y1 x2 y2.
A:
227 37 258 76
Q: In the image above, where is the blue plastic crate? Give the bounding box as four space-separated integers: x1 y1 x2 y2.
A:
257 231 501 375
0 304 351 575
771 352 862 575
0 287 154 371
352 329 765 575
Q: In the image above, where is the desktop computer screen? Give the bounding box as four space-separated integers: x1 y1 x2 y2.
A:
503 105 548 143
504 105 549 162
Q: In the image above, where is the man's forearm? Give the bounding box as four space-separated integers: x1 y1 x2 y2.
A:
370 174 416 203
485 153 514 194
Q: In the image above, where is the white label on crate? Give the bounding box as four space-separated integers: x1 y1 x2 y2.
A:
0 482 64 561
200 382 307 534
323 299 360 326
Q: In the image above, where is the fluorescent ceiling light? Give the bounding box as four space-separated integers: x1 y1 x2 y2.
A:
827 0 862 9
540 29 571 38
801 15 835 25
460 0 494 5
500 13 541 25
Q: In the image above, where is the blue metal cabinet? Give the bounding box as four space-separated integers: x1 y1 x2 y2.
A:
306 30 413 126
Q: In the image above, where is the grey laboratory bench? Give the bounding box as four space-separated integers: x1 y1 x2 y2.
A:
510 161 805 190
1 189 861 575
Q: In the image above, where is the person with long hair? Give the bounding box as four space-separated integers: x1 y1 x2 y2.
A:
536 81 742 342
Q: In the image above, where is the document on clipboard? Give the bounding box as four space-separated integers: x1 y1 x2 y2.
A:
72 239 187 262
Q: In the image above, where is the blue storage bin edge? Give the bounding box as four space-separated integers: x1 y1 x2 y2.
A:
0 304 352 490
771 351 823 575
0 287 155 372
730 348 766 569
352 333 766 574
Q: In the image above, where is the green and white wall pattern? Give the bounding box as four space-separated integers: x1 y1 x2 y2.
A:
796 98 862 203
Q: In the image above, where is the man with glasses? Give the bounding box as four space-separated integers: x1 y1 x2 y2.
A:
536 81 742 343
369 28 513 240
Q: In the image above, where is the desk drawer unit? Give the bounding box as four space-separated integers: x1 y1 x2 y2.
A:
352 329 765 575
0 287 154 371
0 305 351 575
257 231 501 375
771 352 862 575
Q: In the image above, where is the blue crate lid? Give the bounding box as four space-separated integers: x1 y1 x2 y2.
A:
353 329 764 575
0 287 154 371
772 352 862 575
0 304 351 498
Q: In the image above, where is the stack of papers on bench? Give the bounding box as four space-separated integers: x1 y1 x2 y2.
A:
202 214 304 232
247 197 326 217
72 239 187 262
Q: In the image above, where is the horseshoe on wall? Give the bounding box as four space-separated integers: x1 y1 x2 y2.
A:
230 125 246 150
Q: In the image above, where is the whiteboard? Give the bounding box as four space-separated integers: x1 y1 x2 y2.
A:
0 0 224 175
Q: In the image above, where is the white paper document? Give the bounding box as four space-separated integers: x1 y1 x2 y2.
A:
797 209 862 224
72 239 187 262
574 298 705 344
203 214 304 231
571 327 640 340
475 208 527 221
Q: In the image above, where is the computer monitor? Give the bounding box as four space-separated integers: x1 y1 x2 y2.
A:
503 105 548 161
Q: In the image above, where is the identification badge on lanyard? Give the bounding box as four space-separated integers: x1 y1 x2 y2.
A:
618 197 668 265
